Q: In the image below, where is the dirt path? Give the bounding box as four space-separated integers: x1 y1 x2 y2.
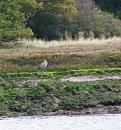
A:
61 75 121 82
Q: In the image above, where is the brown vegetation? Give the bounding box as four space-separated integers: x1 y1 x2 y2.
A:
0 37 121 72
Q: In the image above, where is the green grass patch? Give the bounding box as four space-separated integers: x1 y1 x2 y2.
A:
1 52 121 73
0 77 121 116
1 68 121 78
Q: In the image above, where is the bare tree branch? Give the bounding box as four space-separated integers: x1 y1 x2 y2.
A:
76 0 98 18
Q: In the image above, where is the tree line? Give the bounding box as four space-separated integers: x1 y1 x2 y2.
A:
94 0 121 19
1 0 121 42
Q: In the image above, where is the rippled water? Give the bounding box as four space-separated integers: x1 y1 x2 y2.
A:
0 114 121 130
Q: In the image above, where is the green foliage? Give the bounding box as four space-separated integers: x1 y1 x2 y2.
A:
78 11 121 38
1 0 121 41
37 81 54 93
26 81 54 99
0 78 121 116
20 0 37 19
27 86 46 99
0 0 35 42
60 80 121 109
94 0 121 19
28 0 121 40
2 68 121 79
67 83 80 93
29 0 77 40
29 12 62 40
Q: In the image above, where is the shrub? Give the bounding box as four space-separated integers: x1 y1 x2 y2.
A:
67 83 80 93
27 87 46 100
37 81 54 93
29 12 62 40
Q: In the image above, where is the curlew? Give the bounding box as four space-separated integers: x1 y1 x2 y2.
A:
39 60 48 69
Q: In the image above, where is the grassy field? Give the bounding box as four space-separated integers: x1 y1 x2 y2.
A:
1 37 121 116
1 37 121 73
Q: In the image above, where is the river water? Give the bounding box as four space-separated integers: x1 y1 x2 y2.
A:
0 114 121 130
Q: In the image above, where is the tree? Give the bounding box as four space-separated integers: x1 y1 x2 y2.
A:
75 0 121 38
29 12 62 40
0 0 36 42
94 0 121 19
28 0 77 40
76 0 98 18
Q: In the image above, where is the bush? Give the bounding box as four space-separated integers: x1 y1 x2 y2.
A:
27 87 46 100
37 81 54 93
67 83 80 93
29 12 62 40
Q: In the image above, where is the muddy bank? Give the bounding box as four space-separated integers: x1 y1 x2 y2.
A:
41 105 121 116
61 75 121 82
13 75 121 86
1 105 121 117
1 77 121 117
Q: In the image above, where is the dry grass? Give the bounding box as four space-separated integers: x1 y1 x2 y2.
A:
1 37 121 58
21 37 121 48
1 37 121 72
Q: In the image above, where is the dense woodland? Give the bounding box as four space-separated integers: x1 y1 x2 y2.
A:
1 0 121 41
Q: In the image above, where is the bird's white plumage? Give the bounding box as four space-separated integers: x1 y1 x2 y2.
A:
39 60 48 69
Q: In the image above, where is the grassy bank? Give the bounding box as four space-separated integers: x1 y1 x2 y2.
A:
1 37 121 73
1 68 121 79
1 38 121 116
0 78 121 116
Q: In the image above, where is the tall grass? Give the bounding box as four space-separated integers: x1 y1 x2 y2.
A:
20 37 121 49
1 37 121 72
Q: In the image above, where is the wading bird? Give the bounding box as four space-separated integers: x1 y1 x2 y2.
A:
39 60 48 69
